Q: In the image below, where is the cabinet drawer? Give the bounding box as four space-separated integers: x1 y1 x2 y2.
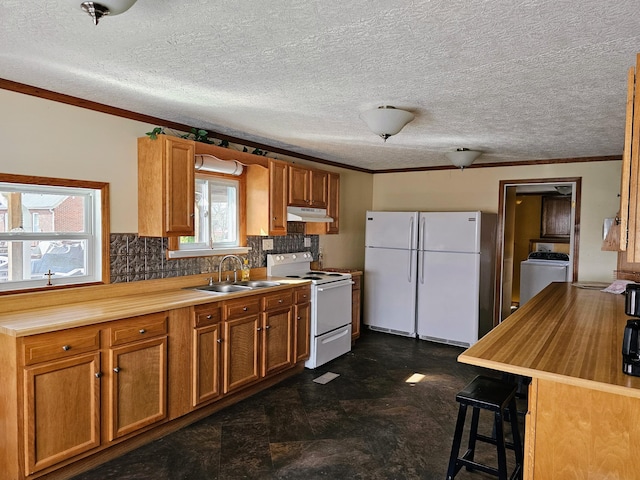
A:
263 290 293 311
109 312 168 346
223 296 261 320
23 327 101 366
194 303 222 327
294 286 311 304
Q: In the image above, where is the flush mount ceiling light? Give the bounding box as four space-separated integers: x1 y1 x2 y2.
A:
69 0 138 25
445 148 482 170
360 106 415 142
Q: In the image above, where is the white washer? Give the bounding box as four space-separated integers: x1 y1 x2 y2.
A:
520 253 570 305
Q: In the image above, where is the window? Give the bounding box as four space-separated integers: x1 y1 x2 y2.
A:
174 174 246 256
0 175 108 292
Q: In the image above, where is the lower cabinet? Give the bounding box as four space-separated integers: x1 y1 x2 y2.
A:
223 314 262 394
351 273 362 341
192 303 223 407
23 352 101 474
294 286 311 362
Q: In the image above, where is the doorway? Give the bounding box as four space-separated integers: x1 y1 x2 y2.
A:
494 177 581 323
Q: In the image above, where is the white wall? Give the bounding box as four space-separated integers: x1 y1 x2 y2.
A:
0 89 154 233
372 162 621 282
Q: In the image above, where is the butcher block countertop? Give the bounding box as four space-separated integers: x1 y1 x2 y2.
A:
0 273 310 337
458 282 640 399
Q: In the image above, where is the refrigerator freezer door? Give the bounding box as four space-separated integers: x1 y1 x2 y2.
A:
364 246 417 337
419 211 481 253
416 250 480 346
365 211 419 249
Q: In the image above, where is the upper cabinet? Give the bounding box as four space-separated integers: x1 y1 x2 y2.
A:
288 165 328 209
619 54 640 262
246 159 289 236
541 196 571 238
138 135 195 237
306 172 340 235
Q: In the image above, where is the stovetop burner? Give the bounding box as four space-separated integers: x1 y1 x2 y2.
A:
267 252 352 285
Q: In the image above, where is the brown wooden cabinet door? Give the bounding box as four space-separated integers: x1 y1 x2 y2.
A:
309 170 328 208
326 172 339 234
269 159 288 235
288 165 310 207
24 352 101 474
294 302 310 362
164 137 195 235
541 196 571 237
108 337 167 440
351 284 361 341
222 315 260 394
262 308 294 376
192 323 221 407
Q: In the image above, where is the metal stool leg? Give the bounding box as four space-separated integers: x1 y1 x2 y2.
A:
446 403 468 480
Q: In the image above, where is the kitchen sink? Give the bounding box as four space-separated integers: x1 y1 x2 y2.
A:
191 280 281 294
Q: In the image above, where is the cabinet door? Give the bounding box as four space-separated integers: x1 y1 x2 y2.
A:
288 165 310 206
541 196 571 237
351 283 361 341
108 337 167 440
192 323 222 407
223 315 260 394
269 160 288 235
326 172 339 234
294 302 310 362
309 169 328 208
262 308 294 376
165 137 195 235
24 352 101 474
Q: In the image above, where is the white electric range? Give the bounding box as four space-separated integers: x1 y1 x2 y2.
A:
267 252 352 368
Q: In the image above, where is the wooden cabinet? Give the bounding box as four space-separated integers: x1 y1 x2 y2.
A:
293 285 311 362
306 172 340 235
222 309 261 394
540 196 571 238
246 159 289 236
138 134 195 237
262 290 294 376
192 303 222 407
22 327 101 474
619 54 640 262
288 165 328 208
351 273 362 341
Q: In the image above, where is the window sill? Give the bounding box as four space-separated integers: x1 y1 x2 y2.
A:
167 246 251 259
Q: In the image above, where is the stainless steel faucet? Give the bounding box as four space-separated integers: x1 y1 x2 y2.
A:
218 255 244 282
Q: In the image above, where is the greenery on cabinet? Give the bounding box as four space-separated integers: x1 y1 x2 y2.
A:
145 127 265 154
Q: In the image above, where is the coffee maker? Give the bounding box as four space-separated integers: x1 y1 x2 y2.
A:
623 284 640 376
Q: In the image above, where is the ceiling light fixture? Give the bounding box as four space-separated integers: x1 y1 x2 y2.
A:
70 0 138 25
360 106 415 142
445 148 482 170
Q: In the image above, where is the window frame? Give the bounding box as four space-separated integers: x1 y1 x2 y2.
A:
0 173 110 294
168 171 247 257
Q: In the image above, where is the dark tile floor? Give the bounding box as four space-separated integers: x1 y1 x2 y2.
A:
72 330 524 480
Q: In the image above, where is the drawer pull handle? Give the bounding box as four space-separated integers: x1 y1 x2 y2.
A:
139 329 146 334
265 325 271 330
95 372 102 379
206 314 213 319
278 299 283 303
243 306 248 311
62 345 71 351
113 367 120 373
257 327 262 331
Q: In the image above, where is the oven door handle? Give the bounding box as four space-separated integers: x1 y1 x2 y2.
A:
317 281 354 292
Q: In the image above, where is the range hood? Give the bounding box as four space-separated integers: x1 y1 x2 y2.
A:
286 206 333 223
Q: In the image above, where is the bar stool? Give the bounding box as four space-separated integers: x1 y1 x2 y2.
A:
446 375 524 480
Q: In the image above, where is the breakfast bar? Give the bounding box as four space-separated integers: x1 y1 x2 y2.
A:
459 282 640 480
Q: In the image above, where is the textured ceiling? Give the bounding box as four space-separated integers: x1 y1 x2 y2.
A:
1 1 639 171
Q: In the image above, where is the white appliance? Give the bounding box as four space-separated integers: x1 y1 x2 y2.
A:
266 252 352 368
364 211 497 347
520 251 570 305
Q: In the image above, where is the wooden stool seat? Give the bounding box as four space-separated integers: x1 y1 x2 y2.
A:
446 376 524 480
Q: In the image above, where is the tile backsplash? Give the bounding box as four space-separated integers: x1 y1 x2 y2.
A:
110 228 319 284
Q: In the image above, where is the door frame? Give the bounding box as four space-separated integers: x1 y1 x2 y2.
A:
494 177 581 324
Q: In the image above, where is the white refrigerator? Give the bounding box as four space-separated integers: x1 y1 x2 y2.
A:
364 211 496 347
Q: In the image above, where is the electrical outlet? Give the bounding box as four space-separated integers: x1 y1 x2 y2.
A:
262 238 274 251
304 237 311 247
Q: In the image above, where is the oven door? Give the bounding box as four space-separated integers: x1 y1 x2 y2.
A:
312 279 353 336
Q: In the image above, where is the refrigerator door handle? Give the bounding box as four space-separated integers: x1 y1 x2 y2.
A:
419 215 426 250
419 251 425 284
408 250 413 282
408 216 415 250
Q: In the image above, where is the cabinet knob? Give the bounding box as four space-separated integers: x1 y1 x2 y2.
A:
257 327 262 331
273 217 277 220
95 372 103 378
62 345 71 351
243 306 248 311
265 325 271 330
139 329 146 334
297 316 301 320
206 314 213 319
217 338 222 343
278 299 283 303
113 367 120 373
